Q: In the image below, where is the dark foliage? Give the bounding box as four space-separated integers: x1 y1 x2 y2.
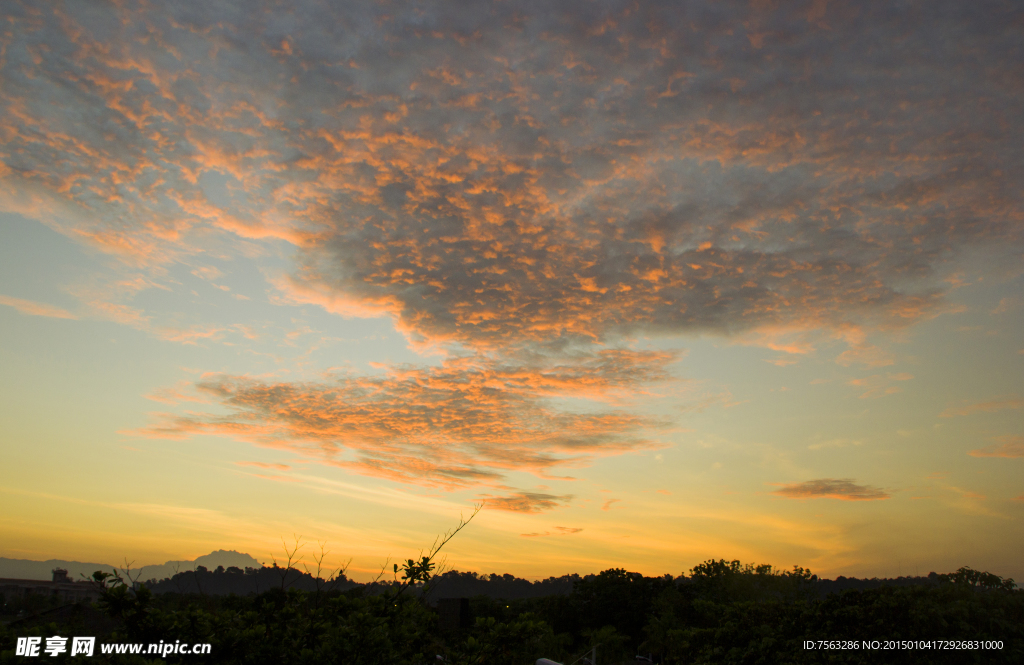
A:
2 562 1020 664
428 570 579 601
142 564 358 596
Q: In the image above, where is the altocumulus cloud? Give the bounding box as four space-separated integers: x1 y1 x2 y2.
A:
131 352 673 500
772 479 890 501
2 0 1021 347
4 0 1023 502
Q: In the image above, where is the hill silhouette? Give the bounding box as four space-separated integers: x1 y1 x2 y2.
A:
0 550 261 583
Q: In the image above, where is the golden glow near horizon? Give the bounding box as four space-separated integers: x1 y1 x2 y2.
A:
1 0 1022 583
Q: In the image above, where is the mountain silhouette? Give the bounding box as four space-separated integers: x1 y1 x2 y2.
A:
0 550 262 582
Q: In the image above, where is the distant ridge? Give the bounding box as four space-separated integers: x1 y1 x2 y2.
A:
0 558 114 583
0 550 263 583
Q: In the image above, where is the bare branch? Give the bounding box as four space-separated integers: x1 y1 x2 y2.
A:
370 557 392 587
119 559 143 593
389 502 483 603
301 540 351 607
428 502 483 561
275 535 305 590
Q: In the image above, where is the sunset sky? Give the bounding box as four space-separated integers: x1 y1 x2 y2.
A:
1 0 1022 583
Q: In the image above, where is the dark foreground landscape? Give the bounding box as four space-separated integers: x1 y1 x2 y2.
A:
2 560 1021 664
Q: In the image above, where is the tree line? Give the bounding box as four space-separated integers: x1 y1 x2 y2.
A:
3 561 1020 664
2 509 1020 664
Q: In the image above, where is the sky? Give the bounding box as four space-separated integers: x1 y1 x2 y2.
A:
1 0 1022 583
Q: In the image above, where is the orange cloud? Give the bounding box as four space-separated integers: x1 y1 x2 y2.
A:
269 273 402 320
846 373 913 399
940 396 1024 418
4 2 1023 529
131 351 672 501
969 436 1024 459
835 344 895 368
235 461 292 471
4 0 1017 358
143 382 210 405
156 325 231 345
772 479 890 501
0 294 77 319
520 525 583 537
